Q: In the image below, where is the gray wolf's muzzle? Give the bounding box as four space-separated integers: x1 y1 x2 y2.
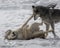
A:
34 15 39 20
34 16 36 20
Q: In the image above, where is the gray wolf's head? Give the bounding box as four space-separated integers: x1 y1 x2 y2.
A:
32 5 41 20
32 5 49 20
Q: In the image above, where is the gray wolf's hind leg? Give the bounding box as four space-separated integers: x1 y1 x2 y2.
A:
51 22 59 38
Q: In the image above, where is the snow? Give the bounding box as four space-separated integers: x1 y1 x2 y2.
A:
0 0 60 48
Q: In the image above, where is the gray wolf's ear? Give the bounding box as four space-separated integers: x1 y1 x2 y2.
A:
32 5 35 8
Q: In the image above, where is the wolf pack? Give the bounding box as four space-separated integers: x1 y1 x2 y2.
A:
5 3 60 40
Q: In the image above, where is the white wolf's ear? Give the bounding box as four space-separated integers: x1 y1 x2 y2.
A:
32 5 35 8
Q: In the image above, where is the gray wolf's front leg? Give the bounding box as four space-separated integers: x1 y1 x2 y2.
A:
45 23 49 36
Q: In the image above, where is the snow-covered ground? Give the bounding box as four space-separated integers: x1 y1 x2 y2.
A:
0 0 60 48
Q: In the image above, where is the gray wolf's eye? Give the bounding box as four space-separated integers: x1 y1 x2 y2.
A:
12 32 16 36
34 9 39 13
36 10 39 12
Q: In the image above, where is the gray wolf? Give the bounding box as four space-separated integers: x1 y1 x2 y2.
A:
32 5 60 38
